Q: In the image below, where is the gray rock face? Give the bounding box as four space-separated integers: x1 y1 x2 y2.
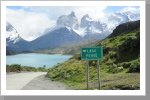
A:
57 11 79 29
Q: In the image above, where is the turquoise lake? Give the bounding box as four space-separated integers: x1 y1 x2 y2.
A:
6 53 72 68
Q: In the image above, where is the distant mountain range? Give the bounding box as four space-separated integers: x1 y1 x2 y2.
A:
6 11 140 51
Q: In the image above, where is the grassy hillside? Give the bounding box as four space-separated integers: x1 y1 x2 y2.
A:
46 20 140 90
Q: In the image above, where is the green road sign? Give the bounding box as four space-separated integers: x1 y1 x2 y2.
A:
81 47 103 60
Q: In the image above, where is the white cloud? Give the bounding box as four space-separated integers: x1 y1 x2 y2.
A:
75 6 107 21
23 6 107 21
6 6 107 41
6 8 55 41
121 6 140 13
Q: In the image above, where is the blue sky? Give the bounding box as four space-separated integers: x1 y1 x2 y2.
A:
7 6 140 13
103 6 139 13
7 6 22 10
7 6 33 13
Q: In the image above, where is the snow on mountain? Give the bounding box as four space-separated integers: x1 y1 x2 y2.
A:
107 11 140 32
6 22 21 45
45 10 140 40
78 14 110 39
125 12 140 21
54 12 107 38
80 14 93 28
54 12 109 39
56 11 79 30
6 22 29 51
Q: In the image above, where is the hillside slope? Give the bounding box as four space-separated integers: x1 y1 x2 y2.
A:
46 20 140 90
107 20 140 38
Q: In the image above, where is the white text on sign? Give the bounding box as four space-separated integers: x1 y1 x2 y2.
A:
86 54 98 57
83 49 97 53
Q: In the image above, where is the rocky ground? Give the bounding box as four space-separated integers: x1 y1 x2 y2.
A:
21 74 72 90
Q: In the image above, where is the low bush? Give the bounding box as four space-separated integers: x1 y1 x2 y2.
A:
6 64 48 72
128 58 140 73
37 67 48 72
121 62 131 68
69 54 81 60
6 64 22 72
23 66 37 72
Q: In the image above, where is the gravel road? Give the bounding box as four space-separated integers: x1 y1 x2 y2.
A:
21 74 71 90
6 72 71 90
6 72 47 90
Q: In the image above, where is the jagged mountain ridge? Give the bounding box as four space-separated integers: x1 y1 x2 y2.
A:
6 10 140 51
54 12 110 39
56 11 79 30
6 22 21 45
79 14 110 38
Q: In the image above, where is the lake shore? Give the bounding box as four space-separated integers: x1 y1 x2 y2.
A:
6 53 72 69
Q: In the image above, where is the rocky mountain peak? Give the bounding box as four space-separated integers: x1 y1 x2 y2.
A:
80 14 93 28
56 11 79 29
68 11 76 18
6 22 29 51
6 22 21 43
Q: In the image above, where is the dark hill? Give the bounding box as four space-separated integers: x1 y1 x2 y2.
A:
107 20 140 38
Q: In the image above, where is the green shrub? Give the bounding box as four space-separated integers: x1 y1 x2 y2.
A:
107 67 117 73
70 54 81 60
6 64 22 72
6 64 49 72
128 58 140 73
121 62 131 68
37 67 47 72
23 66 38 72
89 60 97 66
6 65 11 72
103 46 111 55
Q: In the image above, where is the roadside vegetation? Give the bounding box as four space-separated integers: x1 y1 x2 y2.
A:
46 20 140 90
6 64 48 73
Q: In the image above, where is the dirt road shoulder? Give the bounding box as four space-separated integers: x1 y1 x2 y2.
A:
21 74 72 90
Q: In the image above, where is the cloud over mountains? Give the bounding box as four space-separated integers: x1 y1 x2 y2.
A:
6 6 140 41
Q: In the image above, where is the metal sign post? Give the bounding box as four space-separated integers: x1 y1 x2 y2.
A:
97 60 100 90
81 46 103 90
86 60 89 90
